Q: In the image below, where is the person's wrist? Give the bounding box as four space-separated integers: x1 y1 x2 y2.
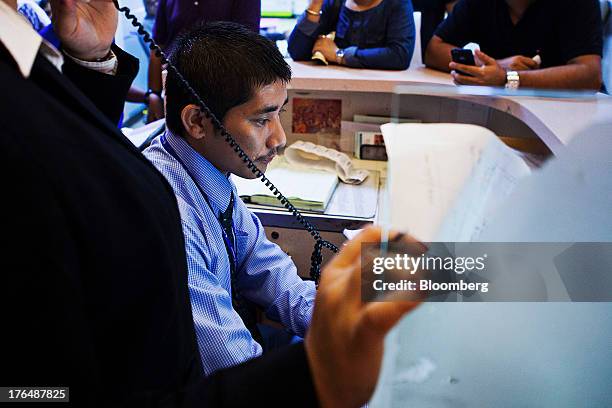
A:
335 48 345 65
63 47 113 63
306 0 323 19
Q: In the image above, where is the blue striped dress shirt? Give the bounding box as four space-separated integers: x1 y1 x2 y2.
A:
143 131 316 376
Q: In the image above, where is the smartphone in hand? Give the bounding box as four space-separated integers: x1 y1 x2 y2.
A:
451 48 476 76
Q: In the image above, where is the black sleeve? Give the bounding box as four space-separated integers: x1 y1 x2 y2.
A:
182 343 319 407
433 0 478 47
62 45 138 126
558 0 603 62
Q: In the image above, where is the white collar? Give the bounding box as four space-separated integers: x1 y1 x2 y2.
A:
0 2 63 76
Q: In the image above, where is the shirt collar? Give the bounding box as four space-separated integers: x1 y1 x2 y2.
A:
0 2 63 76
164 130 234 216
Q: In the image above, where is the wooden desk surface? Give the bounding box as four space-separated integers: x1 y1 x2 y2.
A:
287 60 612 151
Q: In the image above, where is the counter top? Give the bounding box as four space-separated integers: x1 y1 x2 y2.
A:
288 60 452 93
287 60 612 151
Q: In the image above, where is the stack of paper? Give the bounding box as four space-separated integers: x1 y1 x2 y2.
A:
231 156 339 212
381 123 532 242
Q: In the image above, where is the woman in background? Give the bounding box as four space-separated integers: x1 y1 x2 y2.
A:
288 0 416 70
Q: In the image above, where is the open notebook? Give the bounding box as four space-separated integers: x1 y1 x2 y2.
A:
231 156 339 212
380 123 532 242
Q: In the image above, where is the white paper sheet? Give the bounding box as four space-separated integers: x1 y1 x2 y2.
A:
371 122 612 408
381 123 531 242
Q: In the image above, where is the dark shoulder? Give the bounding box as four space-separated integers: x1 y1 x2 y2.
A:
0 57 44 136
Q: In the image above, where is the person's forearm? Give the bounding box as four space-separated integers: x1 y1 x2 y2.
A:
288 6 325 61
148 52 163 93
518 62 602 91
306 0 324 23
344 45 411 70
195 318 264 376
425 36 455 72
288 28 317 60
288 0 336 61
264 279 316 337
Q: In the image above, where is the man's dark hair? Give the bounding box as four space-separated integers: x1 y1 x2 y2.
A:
165 21 292 136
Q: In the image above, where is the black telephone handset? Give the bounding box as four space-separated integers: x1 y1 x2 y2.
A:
113 1 338 284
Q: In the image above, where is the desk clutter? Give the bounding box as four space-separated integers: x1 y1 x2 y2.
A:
347 114 422 160
232 141 370 213
232 156 339 212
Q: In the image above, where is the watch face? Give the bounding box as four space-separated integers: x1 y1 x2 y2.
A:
506 71 520 89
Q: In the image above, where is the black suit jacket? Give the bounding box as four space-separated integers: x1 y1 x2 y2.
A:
0 44 317 407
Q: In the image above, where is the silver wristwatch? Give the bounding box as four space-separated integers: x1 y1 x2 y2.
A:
335 48 345 65
505 71 520 90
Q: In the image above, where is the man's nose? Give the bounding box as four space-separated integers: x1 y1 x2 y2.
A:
267 117 287 151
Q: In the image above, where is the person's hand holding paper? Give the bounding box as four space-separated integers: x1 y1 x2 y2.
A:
306 227 422 408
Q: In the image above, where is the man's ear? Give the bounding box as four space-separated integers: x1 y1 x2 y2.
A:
180 104 208 140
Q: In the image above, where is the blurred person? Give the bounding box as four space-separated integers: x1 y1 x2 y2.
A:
288 0 416 70
425 0 603 90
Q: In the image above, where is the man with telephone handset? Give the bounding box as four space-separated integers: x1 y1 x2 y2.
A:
0 0 420 406
143 22 320 377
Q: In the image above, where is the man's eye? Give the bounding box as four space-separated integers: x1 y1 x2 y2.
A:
255 118 270 126
280 108 287 114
